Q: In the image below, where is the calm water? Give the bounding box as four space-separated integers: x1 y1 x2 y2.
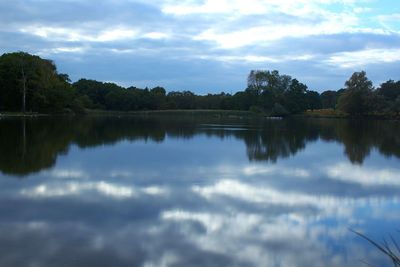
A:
0 115 400 267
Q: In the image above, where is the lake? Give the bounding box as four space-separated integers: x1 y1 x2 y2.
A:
0 115 399 267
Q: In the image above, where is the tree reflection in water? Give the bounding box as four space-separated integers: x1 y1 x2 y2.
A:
0 115 399 176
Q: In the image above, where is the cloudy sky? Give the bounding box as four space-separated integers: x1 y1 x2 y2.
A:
1 0 399 93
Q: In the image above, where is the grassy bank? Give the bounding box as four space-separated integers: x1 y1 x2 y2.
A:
0 112 48 117
0 109 254 117
303 109 347 118
85 109 256 117
303 108 400 120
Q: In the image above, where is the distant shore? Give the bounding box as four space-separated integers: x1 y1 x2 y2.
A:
1 109 399 120
0 109 255 118
86 109 253 116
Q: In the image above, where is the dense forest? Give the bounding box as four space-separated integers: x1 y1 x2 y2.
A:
0 51 399 116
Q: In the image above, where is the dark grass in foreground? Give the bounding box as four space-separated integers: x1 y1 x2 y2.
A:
351 229 400 266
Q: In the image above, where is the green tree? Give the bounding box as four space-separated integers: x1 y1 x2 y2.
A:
247 70 291 96
0 52 75 113
73 79 125 110
337 71 373 115
283 79 308 113
305 90 322 111
167 91 196 109
390 96 400 115
378 80 400 100
150 86 167 109
321 90 338 109
247 70 294 113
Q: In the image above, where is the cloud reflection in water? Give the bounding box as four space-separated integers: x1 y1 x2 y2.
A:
0 116 399 266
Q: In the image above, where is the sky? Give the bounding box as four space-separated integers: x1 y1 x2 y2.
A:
0 0 399 94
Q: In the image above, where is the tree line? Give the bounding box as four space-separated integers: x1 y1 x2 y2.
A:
0 51 399 116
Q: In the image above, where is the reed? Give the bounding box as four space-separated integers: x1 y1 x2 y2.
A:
351 229 400 266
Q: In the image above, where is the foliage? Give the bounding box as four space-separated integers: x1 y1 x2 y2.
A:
321 90 339 109
246 70 312 114
377 80 400 100
337 71 373 115
0 52 77 113
336 71 400 116
271 103 289 116
305 90 322 111
1 52 400 117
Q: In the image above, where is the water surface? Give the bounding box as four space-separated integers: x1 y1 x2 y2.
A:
0 115 399 267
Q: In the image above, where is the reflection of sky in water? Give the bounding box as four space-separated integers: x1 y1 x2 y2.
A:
0 123 400 266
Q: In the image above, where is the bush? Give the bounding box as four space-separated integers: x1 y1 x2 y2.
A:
271 103 289 116
249 105 264 114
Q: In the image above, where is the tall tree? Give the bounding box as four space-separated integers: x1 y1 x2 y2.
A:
305 90 322 111
378 80 400 100
321 90 338 109
284 79 308 113
337 71 373 115
0 52 76 112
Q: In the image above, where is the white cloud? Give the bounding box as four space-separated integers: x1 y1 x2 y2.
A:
46 47 86 54
377 13 400 31
20 181 169 199
162 0 396 51
21 181 136 199
192 179 392 209
326 48 400 68
3 0 399 91
195 53 315 63
18 24 171 45
162 0 269 16
194 12 356 49
326 162 400 186
143 32 170 40
161 0 364 17
192 163 312 181
142 186 170 196
96 28 138 42
192 12 389 49
379 13 400 21
19 25 139 42
191 178 399 225
242 165 311 178
161 208 352 267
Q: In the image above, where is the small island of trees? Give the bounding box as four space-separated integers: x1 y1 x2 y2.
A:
0 51 399 117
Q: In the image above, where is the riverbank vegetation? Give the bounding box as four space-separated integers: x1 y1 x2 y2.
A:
1 52 399 117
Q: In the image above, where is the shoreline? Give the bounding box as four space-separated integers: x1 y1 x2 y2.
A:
0 110 256 118
1 109 399 120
